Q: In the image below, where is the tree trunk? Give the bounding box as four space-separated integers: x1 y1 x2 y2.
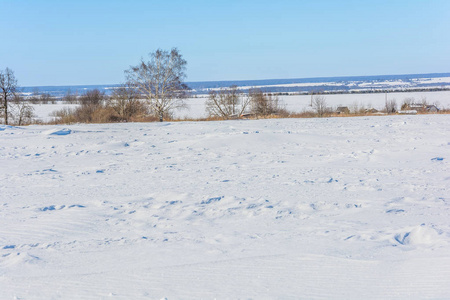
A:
3 91 8 125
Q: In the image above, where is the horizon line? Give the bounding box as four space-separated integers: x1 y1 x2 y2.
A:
21 71 450 88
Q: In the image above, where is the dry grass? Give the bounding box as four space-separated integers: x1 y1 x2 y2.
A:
37 107 450 125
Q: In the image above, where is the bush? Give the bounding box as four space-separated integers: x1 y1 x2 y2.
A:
108 85 148 121
206 85 250 119
91 107 121 123
401 97 415 110
385 98 397 114
249 89 287 116
50 107 77 124
76 89 106 122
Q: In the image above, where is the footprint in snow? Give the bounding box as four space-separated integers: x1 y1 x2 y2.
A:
39 204 85 211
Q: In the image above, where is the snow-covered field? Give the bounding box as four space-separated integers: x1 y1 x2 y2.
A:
31 91 450 122
1 115 450 299
180 90 450 119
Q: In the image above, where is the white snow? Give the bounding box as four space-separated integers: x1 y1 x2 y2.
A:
413 77 450 85
1 115 450 299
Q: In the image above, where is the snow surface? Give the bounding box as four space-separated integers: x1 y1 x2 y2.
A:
1 115 450 299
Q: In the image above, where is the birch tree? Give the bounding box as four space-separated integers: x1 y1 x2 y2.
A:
125 48 189 122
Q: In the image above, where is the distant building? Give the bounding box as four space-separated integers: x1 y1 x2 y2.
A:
404 103 439 113
409 104 424 110
365 108 379 114
425 105 439 113
336 106 350 114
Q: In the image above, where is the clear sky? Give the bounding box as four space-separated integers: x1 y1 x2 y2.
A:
1 0 449 86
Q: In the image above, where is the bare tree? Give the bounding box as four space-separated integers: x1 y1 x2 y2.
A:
401 97 415 110
385 98 397 114
420 96 428 106
206 85 250 119
0 68 18 125
249 89 285 116
312 95 328 117
10 95 35 125
125 48 189 122
108 84 147 121
40 93 52 104
76 89 106 122
30 88 41 104
350 101 366 114
63 88 78 104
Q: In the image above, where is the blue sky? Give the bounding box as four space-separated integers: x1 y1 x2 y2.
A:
1 0 449 86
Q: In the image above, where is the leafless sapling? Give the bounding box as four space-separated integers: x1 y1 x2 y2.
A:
11 95 35 125
206 85 250 119
312 95 328 117
0 68 18 125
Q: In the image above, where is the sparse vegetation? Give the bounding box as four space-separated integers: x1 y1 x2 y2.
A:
108 84 148 122
385 98 397 114
249 89 288 117
312 95 329 117
3 59 449 126
10 95 35 125
206 85 250 119
63 88 78 104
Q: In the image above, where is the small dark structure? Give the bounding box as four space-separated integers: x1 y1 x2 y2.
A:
365 108 379 114
425 105 439 113
404 103 439 113
336 106 350 114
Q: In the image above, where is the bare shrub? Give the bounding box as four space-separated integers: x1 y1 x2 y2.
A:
91 107 121 123
76 89 106 122
401 97 415 110
312 95 328 117
40 93 52 104
50 107 77 124
10 95 35 125
63 89 78 104
421 96 428 106
29 88 41 104
349 101 367 114
206 85 250 119
50 88 152 124
249 89 287 116
385 98 397 114
108 84 147 121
